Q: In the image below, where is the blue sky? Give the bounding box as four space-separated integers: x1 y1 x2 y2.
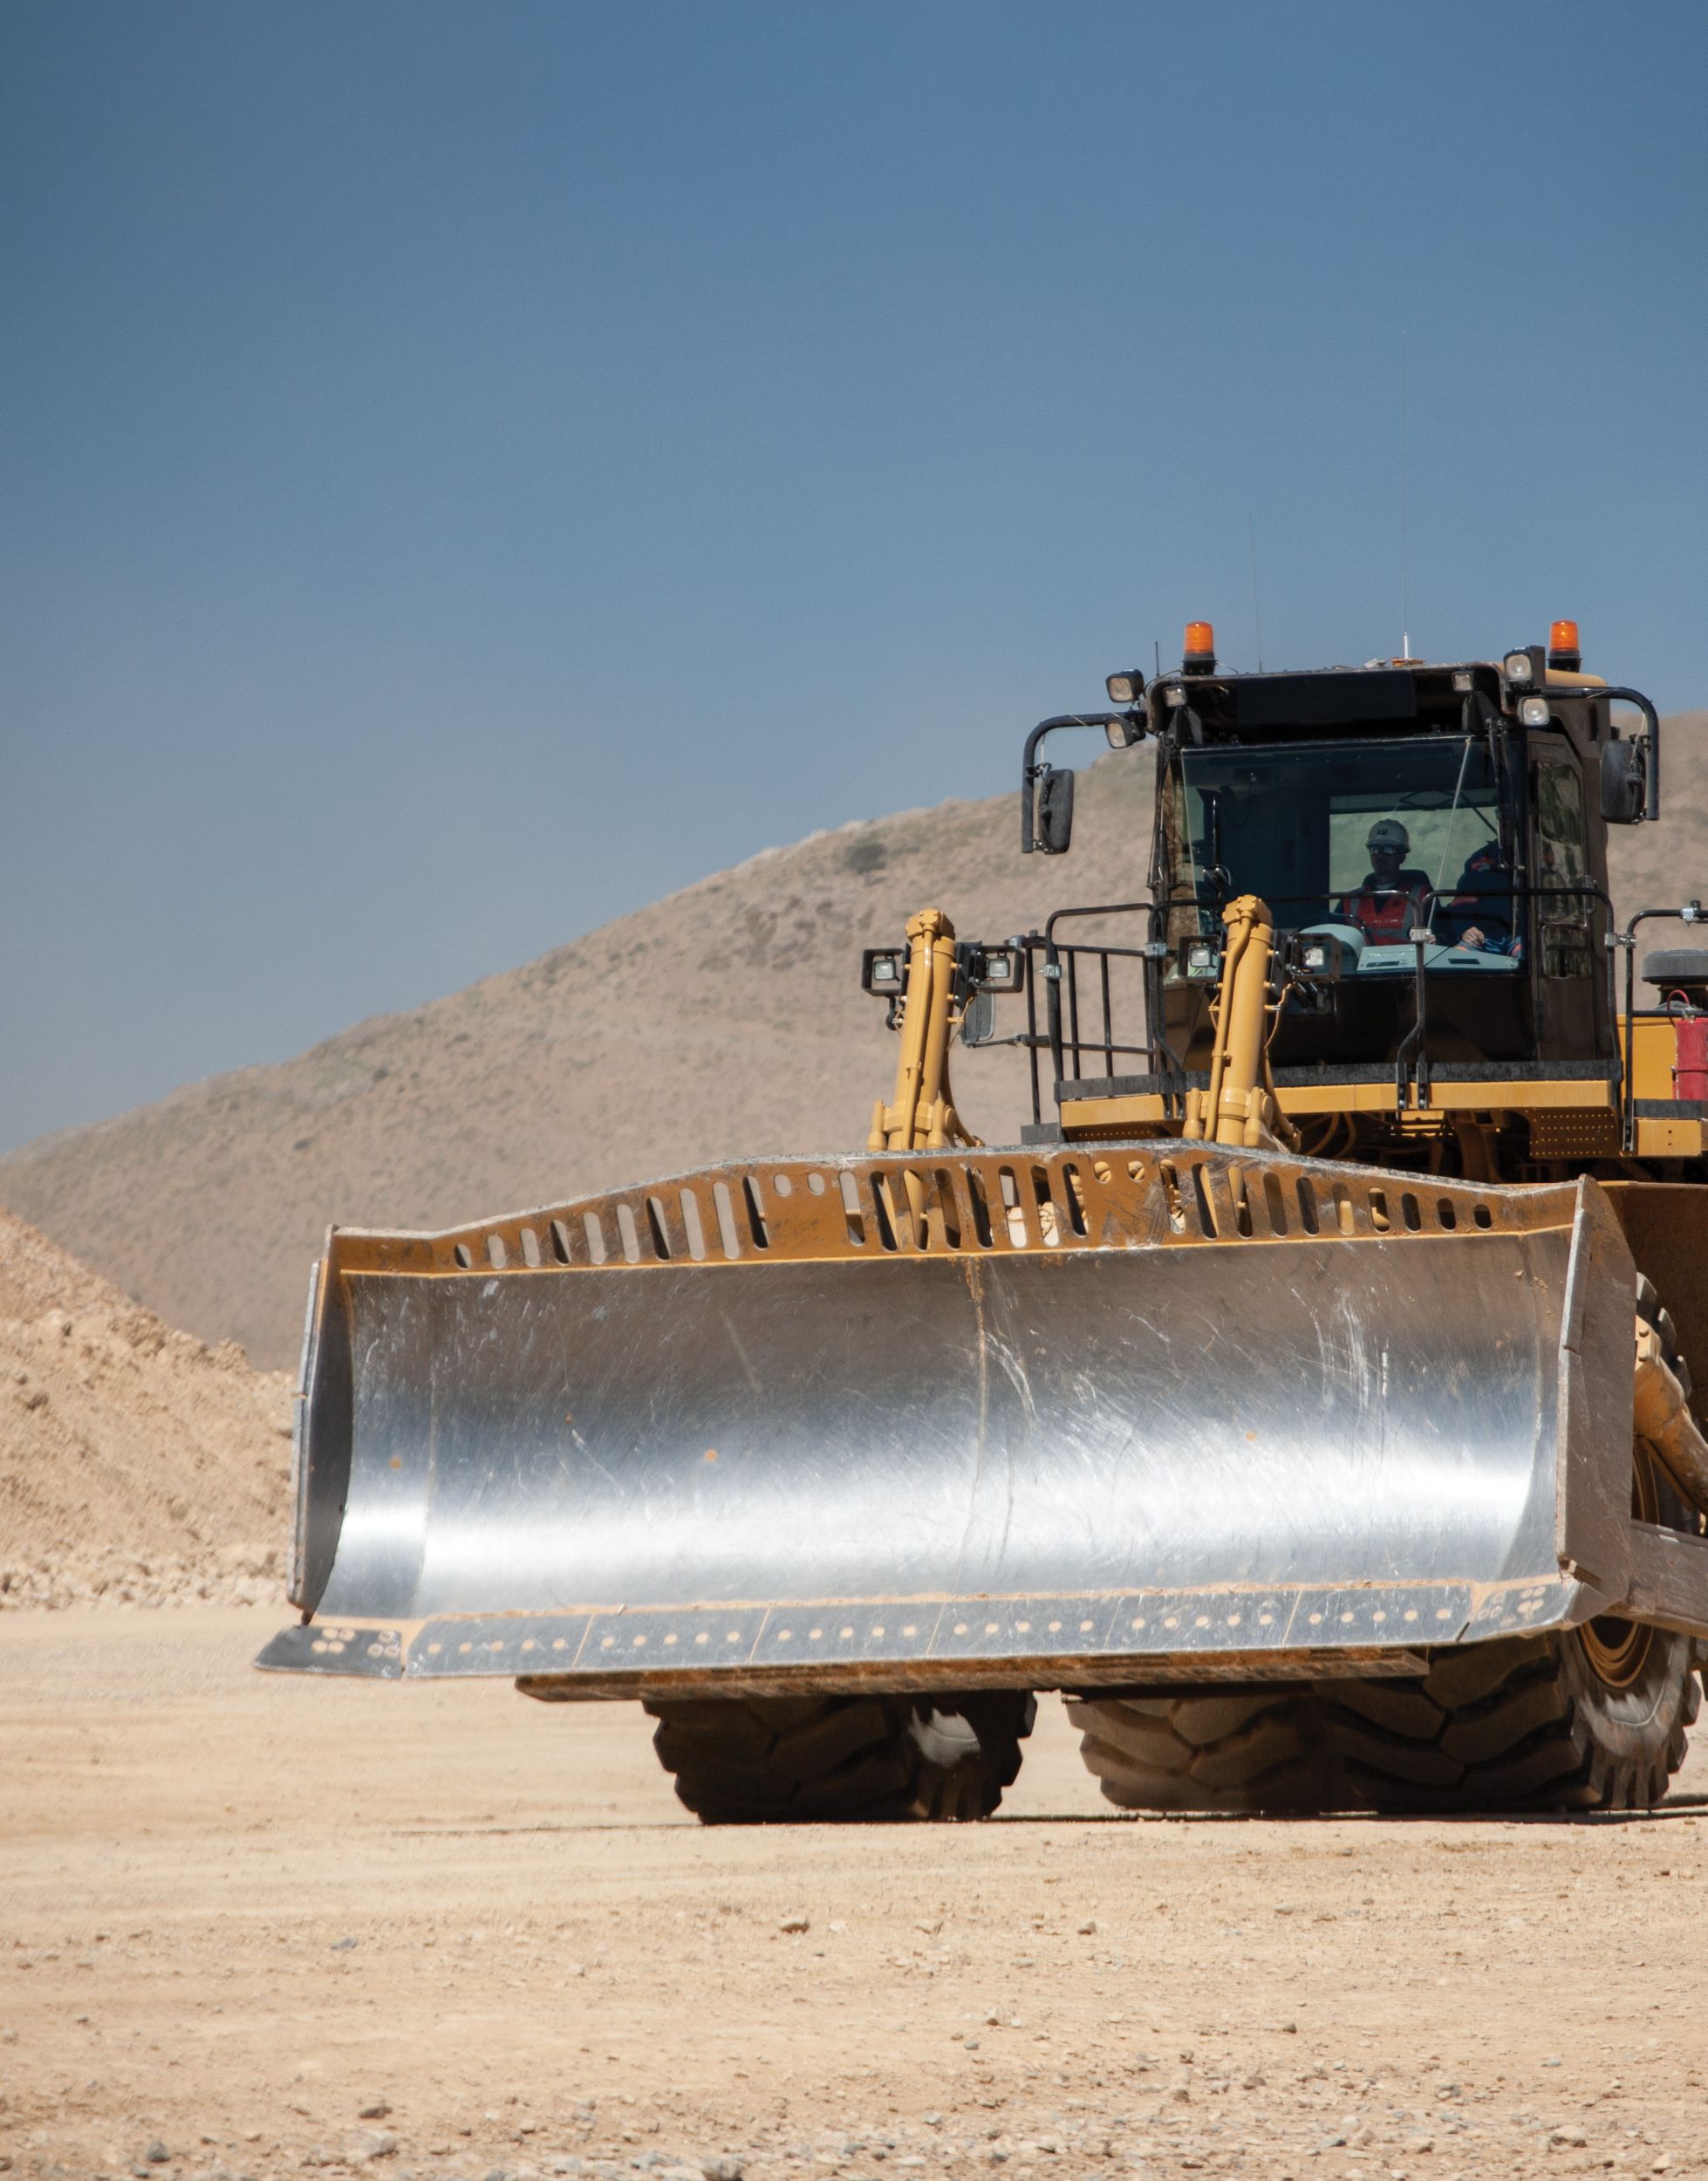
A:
3 0 1705 1150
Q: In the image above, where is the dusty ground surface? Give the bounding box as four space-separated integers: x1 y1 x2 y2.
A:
5 1611 1708 2181
0 1210 291 1613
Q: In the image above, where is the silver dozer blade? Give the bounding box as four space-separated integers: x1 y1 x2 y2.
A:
257 1145 1643 1693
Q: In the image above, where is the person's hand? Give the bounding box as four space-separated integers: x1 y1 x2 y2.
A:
1461 926 1486 949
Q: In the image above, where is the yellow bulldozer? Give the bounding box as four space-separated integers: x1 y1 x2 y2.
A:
261 619 1708 1820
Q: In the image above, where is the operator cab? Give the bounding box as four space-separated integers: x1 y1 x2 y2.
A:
1162 723 1531 1066
1020 623 1656 1085
1150 636 1630 1075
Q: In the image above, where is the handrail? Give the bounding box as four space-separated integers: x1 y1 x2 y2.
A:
1042 897 1154 941
1035 899 1166 1111
999 881 1640 1129
1387 879 1616 1116
967 932 1155 1125
1395 925 1432 1112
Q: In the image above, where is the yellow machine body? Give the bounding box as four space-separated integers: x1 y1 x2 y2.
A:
257 889 1708 1694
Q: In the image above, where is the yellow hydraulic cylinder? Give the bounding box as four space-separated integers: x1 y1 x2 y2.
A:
867 907 980 1157
1216 900 1274 1143
1635 1326 1708 1515
1185 896 1277 1148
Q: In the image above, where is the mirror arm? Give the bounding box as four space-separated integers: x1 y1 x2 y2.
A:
1020 720 1052 854
1020 714 1145 853
1600 687 1662 820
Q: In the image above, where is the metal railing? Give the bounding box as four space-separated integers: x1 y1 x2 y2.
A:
988 883 1634 1128
991 902 1166 1126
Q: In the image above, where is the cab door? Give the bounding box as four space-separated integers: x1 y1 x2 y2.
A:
1531 740 1596 1060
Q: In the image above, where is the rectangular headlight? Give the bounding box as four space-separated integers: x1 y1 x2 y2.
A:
1289 931 1344 981
861 948 905 995
972 944 1026 995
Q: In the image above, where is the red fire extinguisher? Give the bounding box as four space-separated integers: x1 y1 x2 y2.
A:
1671 996 1708 1101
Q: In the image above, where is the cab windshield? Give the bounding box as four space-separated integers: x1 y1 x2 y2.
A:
1161 735 1511 973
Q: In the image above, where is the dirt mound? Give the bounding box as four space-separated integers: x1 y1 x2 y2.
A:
2 711 1703 1371
0 1205 292 1610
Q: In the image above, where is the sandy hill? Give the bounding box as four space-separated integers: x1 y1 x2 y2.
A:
3 713 1705 1372
0 1205 292 1609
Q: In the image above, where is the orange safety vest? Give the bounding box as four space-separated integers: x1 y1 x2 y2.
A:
1336 872 1432 942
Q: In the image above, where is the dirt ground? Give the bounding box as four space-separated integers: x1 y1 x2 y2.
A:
5 1610 1708 2181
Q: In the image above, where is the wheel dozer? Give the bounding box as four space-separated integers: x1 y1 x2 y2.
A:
261 619 1708 1819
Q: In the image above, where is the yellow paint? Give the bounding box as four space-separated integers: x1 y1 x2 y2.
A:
1061 1075 1618 1135
1623 1015 1678 1104
866 907 980 1157
1179 896 1295 1151
1636 1118 1706 1158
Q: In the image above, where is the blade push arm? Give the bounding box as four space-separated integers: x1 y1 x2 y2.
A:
1181 894 1297 1151
867 907 982 1154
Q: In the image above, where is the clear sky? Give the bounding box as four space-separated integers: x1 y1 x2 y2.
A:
3 1 1705 1152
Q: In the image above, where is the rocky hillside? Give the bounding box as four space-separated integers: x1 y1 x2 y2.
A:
3 714 1704 1371
0 758 1155 1366
0 1206 292 1609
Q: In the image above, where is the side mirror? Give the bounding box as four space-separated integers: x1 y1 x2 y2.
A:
1602 737 1647 824
960 989 996 1047
1035 765 1075 854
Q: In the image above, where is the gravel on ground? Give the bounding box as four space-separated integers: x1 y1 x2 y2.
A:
4 1610 1708 2179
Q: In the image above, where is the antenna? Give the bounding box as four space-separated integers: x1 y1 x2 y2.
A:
1153 638 1160 679
1399 332 1411 660
1248 510 1264 672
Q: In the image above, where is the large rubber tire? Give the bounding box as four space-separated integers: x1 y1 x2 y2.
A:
1071 1283 1704 1816
645 1691 1035 1823
1067 1626 1699 1815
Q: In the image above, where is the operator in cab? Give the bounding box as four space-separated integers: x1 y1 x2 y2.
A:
1445 839 1519 955
1336 818 1433 942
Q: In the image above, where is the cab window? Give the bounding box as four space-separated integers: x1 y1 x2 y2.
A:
1161 735 1503 945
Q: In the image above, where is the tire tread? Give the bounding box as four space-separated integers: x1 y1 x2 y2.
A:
646 1692 1034 1824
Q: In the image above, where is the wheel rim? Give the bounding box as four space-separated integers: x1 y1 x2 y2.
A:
1579 1446 1661 1691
